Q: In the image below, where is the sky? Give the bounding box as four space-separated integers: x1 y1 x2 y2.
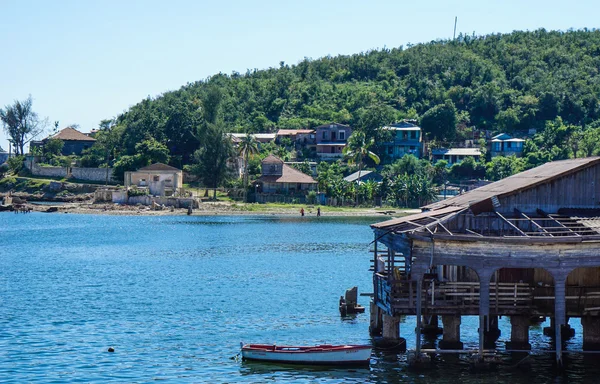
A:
1 0 598 152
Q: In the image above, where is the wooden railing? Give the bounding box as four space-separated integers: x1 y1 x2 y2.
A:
373 276 600 316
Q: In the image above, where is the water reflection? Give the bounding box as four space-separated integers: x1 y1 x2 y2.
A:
240 360 371 382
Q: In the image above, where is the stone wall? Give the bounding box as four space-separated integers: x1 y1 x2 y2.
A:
30 164 68 178
25 156 116 183
71 167 115 183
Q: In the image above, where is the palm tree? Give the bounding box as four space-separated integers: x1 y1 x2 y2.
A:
238 135 259 202
343 131 380 205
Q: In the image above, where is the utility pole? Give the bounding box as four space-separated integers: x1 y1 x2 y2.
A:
453 17 458 40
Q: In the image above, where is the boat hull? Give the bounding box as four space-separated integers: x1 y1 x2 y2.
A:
241 344 371 366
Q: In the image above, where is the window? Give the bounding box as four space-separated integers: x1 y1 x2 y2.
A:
153 175 160 182
388 146 394 155
338 131 345 141
322 131 328 140
410 131 416 139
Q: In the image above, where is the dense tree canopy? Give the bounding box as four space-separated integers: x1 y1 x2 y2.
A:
110 29 600 165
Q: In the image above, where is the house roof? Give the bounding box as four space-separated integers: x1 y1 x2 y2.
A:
277 129 315 136
262 154 284 164
256 163 317 184
0 146 7 154
230 133 276 140
423 157 600 211
315 122 351 129
491 138 525 142
492 133 511 140
138 163 181 172
344 170 382 183
51 127 96 142
382 126 422 131
432 148 481 156
371 205 465 229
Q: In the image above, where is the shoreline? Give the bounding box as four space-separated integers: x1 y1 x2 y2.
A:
15 200 418 218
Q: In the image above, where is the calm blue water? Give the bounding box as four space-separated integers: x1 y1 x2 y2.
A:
0 213 598 383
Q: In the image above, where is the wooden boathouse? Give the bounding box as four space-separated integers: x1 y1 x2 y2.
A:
369 157 600 366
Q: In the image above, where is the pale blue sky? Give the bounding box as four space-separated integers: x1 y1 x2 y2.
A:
1 0 598 152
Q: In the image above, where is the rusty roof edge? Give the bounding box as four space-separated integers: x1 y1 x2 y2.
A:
424 157 600 211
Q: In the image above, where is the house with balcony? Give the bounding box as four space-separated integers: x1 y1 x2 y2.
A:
124 163 183 197
315 123 352 160
431 148 482 165
490 133 525 157
381 121 423 161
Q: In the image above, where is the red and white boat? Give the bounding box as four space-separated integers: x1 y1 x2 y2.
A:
240 343 372 366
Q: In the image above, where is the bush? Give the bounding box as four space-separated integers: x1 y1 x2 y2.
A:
127 186 148 197
7 156 25 174
306 190 317 204
0 163 8 178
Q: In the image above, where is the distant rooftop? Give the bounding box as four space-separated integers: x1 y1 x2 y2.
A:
383 120 421 131
432 148 482 156
344 170 382 183
51 127 96 142
138 163 181 172
315 122 351 129
277 129 315 135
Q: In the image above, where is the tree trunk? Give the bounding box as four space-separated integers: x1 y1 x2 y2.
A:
243 152 249 203
355 162 362 206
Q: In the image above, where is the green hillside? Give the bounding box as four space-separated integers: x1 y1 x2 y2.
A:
111 28 600 165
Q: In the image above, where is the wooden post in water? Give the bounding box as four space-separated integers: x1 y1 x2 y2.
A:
478 271 492 356
554 276 566 368
415 278 423 354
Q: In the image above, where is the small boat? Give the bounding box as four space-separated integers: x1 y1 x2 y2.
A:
240 343 371 366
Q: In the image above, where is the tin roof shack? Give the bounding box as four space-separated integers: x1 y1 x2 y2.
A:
254 155 317 195
124 163 183 197
369 157 600 366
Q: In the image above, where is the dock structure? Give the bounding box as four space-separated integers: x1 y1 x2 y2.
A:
369 157 600 367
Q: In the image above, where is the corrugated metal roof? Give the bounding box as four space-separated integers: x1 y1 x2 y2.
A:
424 157 600 210
371 206 465 229
315 122 351 129
432 148 481 156
277 129 315 135
382 126 421 131
344 170 379 182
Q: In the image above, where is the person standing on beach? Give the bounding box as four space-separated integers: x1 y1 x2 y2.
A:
317 207 321 217
300 208 305 216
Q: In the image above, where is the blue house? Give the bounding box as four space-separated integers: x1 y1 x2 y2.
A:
490 133 525 157
381 121 422 161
